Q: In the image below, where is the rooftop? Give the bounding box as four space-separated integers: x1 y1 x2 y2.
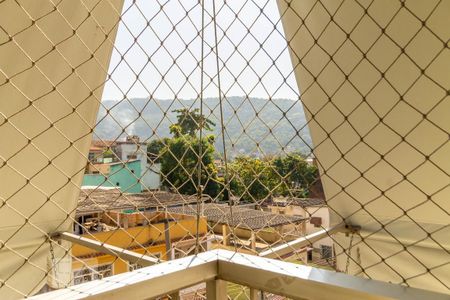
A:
77 189 201 215
167 203 306 230
89 146 105 152
91 140 117 148
101 159 140 166
270 197 326 208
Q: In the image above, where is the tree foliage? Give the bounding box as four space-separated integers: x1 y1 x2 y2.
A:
229 154 318 201
229 156 279 201
160 135 219 196
169 108 215 137
148 109 219 196
147 138 169 163
148 109 317 200
273 153 318 197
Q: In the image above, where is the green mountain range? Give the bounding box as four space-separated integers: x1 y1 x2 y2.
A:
95 96 312 156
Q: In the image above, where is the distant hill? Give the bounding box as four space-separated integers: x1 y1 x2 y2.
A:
95 96 312 156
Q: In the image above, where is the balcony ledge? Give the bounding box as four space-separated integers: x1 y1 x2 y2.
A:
31 249 449 300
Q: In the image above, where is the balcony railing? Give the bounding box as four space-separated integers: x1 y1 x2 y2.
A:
31 249 449 300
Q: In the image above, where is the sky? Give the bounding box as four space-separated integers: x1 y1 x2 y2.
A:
101 0 300 101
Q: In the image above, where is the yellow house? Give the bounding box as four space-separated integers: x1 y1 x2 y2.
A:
71 210 207 285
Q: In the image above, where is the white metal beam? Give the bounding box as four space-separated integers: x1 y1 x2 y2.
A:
30 251 219 300
31 250 449 300
216 250 447 300
54 232 160 266
259 223 347 258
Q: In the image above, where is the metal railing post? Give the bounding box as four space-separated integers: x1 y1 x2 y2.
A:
250 288 260 300
206 279 227 300
169 291 180 300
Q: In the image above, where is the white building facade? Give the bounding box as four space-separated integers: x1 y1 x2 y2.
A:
114 136 161 191
268 198 332 258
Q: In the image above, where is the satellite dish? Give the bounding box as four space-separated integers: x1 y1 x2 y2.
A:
0 0 124 298
279 0 449 293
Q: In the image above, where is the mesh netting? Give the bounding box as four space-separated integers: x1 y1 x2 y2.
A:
0 0 449 298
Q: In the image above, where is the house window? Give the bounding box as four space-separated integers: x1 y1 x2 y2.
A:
307 249 313 262
88 153 95 161
128 262 142 272
73 264 113 285
310 217 322 228
320 245 333 259
127 154 137 160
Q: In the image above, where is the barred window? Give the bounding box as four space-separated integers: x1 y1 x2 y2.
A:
73 264 113 285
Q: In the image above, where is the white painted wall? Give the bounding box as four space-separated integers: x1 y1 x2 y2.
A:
269 205 332 249
305 207 333 249
115 143 161 190
141 163 161 190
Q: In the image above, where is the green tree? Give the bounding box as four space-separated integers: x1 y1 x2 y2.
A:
169 108 215 137
149 109 219 197
229 154 318 201
273 153 318 197
160 134 219 196
229 156 279 201
147 138 169 163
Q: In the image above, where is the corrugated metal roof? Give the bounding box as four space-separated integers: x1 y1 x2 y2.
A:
77 189 200 215
167 203 306 230
271 197 326 208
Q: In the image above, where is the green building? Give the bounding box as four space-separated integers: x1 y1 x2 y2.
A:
82 160 142 193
